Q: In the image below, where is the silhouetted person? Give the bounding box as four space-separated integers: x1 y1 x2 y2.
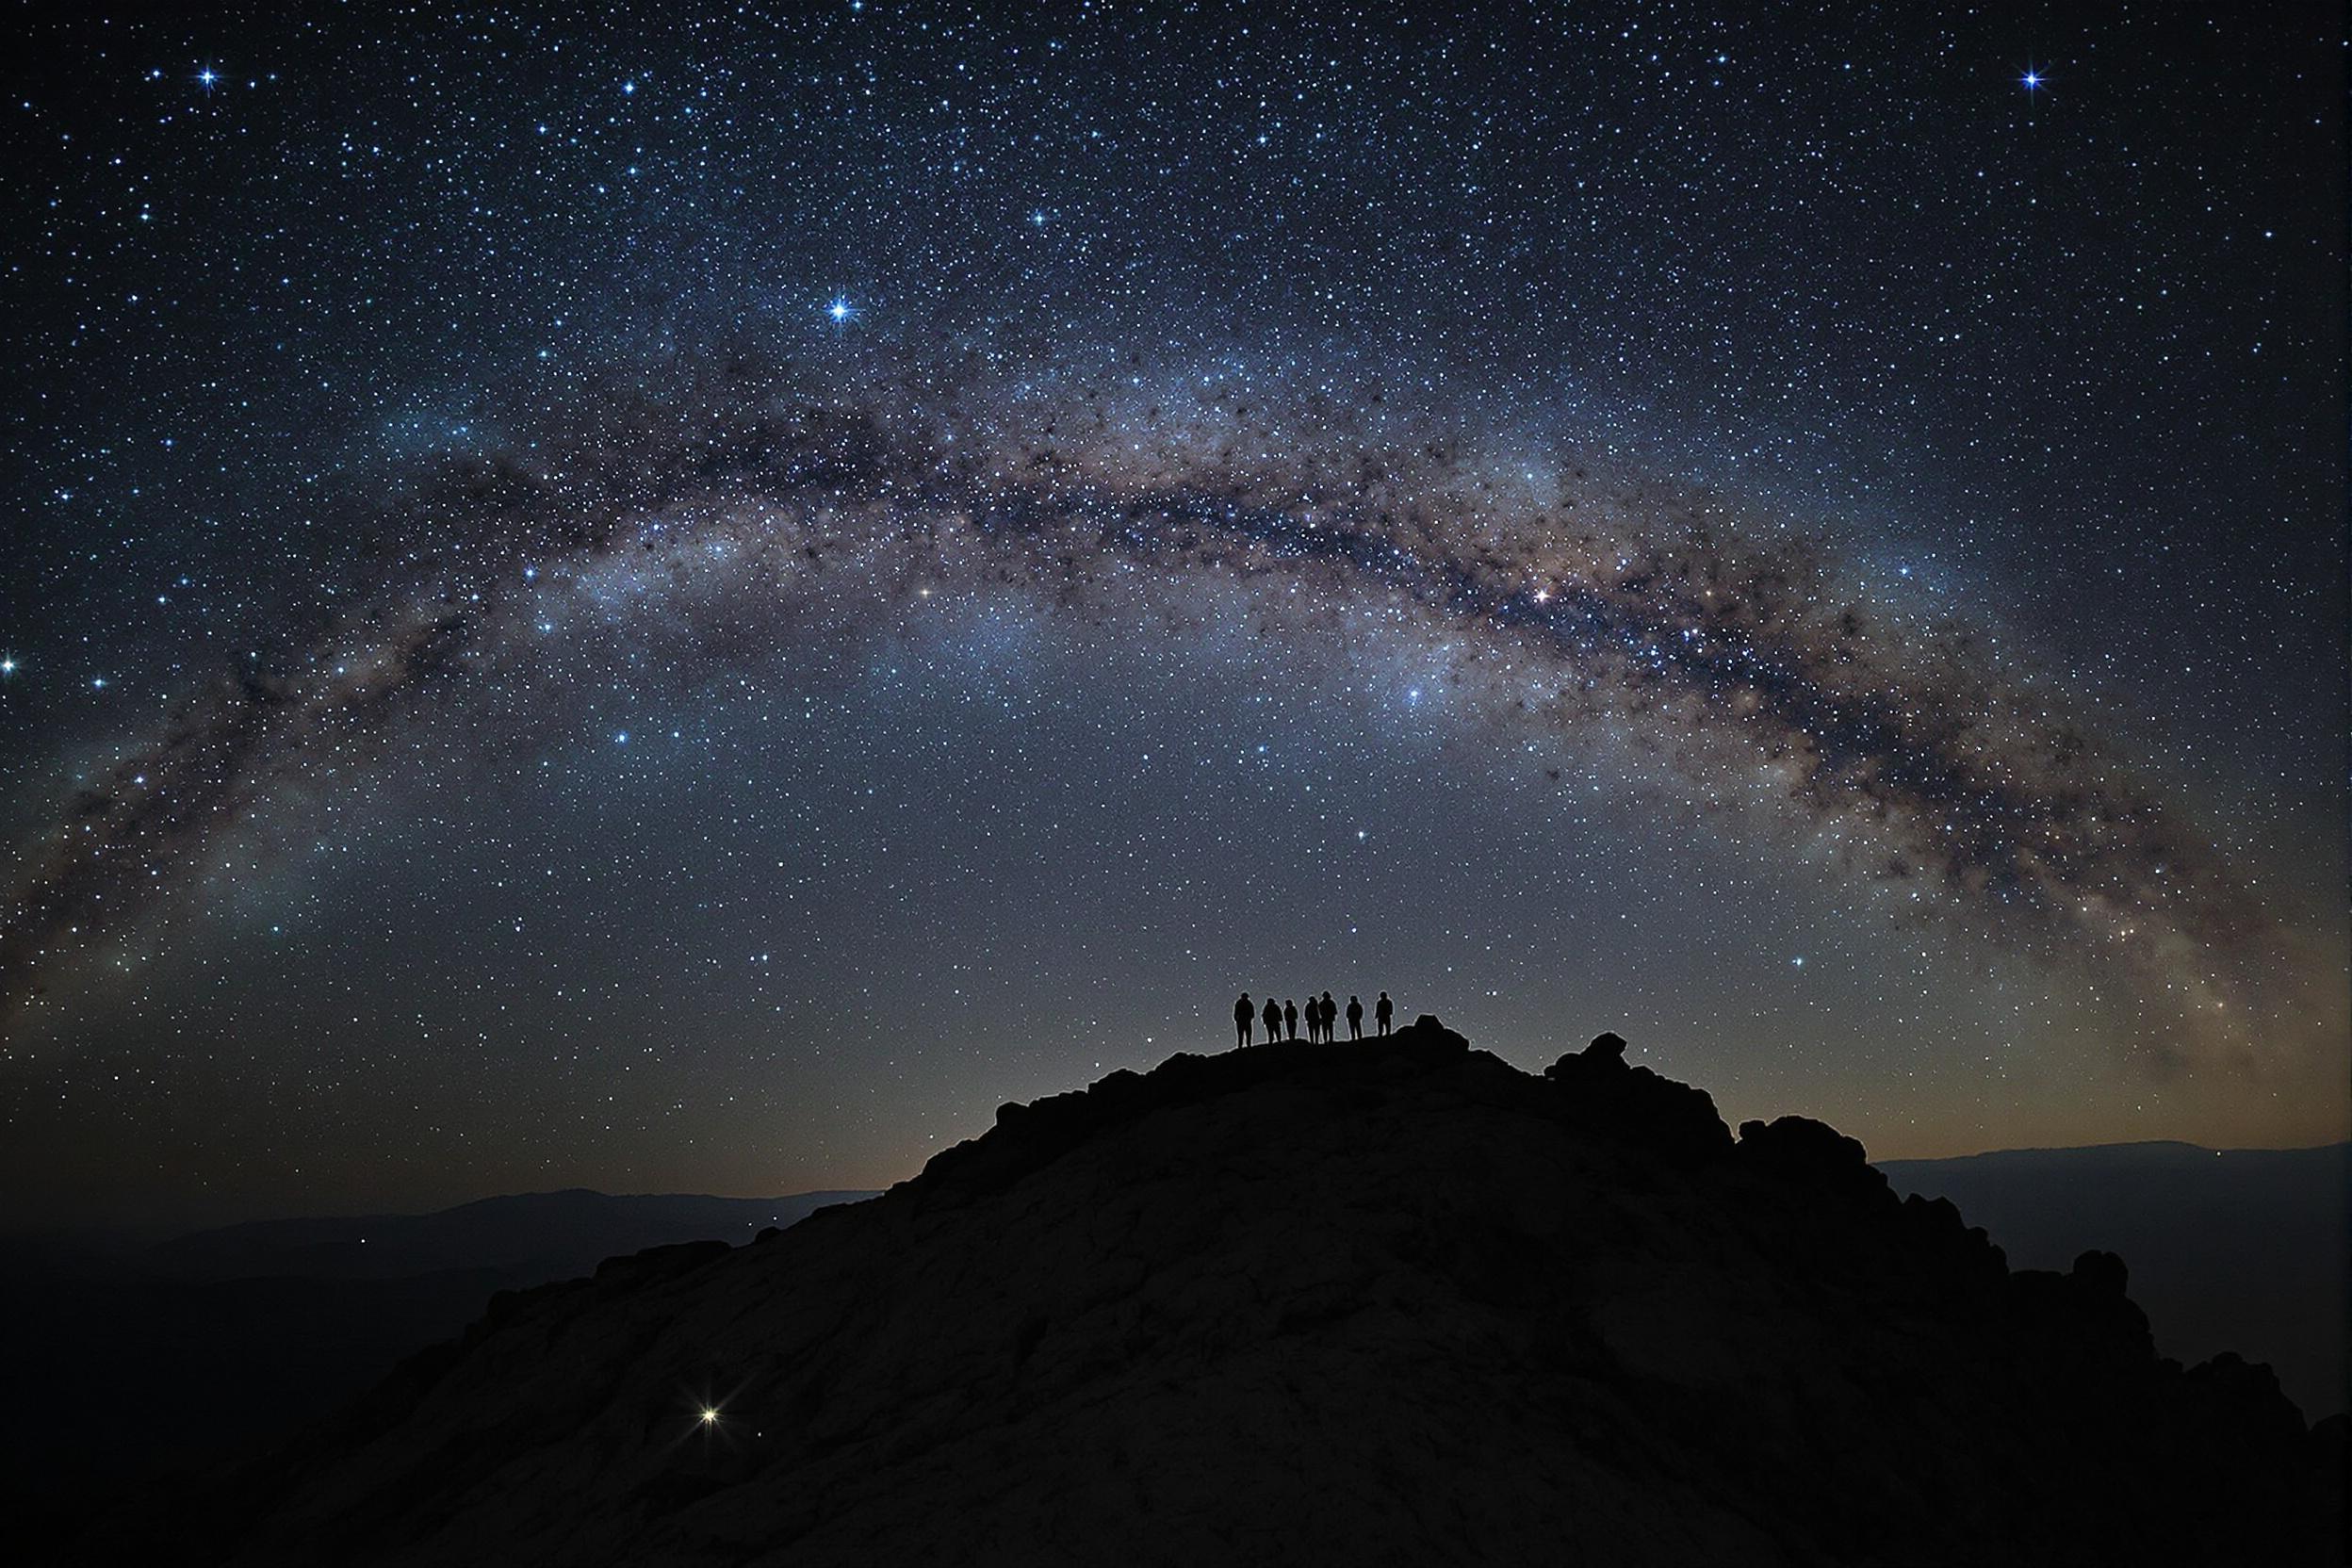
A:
1262 996 1282 1043
1234 992 1254 1047
1319 991 1336 1043
1283 998 1299 1041
1347 995 1364 1039
1376 991 1393 1035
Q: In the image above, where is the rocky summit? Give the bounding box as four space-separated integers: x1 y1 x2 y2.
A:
97 1021 2343 1566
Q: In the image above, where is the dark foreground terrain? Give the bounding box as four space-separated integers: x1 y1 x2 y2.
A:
1 1189 868 1542
62 1021 2345 1565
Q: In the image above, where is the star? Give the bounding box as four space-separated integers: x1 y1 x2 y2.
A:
0 0 2338 1265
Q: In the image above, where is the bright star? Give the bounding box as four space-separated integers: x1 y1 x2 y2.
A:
2020 70 2042 90
1029 209 1047 226
197 67 219 90
828 297 853 323
699 1407 719 1426
0 658 14 676
614 730 629 745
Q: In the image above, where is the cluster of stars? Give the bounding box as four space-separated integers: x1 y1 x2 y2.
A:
0 2 2340 1231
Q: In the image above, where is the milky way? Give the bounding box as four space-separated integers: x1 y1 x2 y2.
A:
5 4 2343 1221
2 349 2303 1071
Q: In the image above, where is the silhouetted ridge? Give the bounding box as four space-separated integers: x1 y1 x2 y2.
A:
923 1018 1733 1205
95 1021 2341 1567
922 1016 1485 1201
1878 1139 2349 1418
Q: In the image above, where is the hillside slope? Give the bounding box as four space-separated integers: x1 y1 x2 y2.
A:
2 1188 874 1545
106 1021 2343 1566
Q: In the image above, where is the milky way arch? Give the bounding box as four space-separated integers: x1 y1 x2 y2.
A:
0 351 2291 1066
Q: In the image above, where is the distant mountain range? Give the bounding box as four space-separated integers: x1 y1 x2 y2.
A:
140 1187 877 1283
1880 1139 2347 1422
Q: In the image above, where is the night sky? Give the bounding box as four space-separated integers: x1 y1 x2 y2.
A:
3 3 2344 1227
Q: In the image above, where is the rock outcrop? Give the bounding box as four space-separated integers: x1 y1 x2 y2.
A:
89 1021 2343 1566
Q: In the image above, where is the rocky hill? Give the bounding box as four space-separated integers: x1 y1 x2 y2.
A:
87 1021 2344 1566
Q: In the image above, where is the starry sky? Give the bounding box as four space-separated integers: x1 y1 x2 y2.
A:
3 3 2344 1227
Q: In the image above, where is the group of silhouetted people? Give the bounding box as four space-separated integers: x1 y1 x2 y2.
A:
1233 988 1392 1047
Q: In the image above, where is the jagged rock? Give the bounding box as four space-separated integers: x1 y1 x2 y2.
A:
1582 1029 1629 1062
1738 1114 1876 1184
91 1022 2341 1567
1544 1041 1729 1165
2071 1247 2130 1298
